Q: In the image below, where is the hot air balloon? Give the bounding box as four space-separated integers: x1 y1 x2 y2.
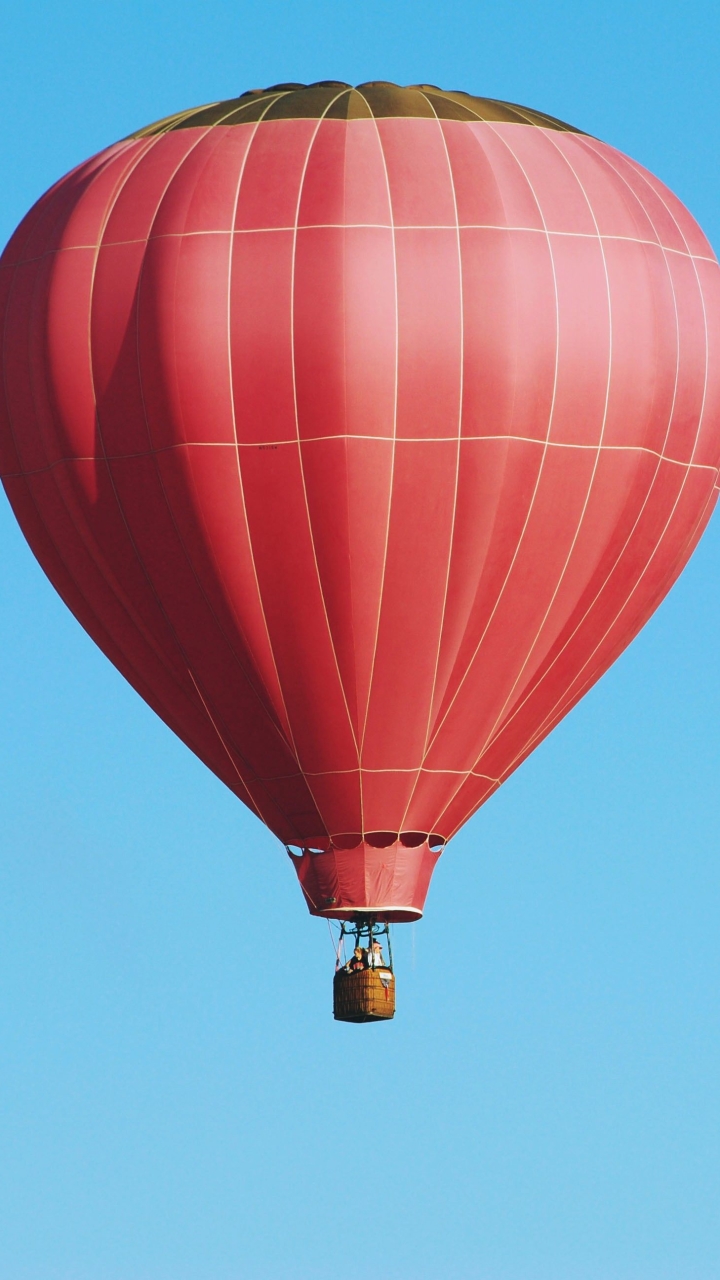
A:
2 82 719 1022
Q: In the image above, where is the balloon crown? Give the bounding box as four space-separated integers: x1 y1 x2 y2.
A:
131 82 583 137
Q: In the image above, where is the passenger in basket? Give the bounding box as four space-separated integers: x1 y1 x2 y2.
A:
346 946 368 972
368 939 385 968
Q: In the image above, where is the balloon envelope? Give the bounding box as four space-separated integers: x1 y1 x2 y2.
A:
2 83 719 920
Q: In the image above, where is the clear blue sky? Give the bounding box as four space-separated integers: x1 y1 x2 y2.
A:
1 2 719 1278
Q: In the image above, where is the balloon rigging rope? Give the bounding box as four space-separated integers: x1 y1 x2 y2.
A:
327 918 345 969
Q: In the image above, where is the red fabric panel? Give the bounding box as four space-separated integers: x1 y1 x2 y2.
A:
291 840 441 921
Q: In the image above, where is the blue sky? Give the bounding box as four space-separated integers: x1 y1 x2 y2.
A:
1 2 720 1277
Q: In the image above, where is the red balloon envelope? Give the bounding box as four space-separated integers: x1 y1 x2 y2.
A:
2 83 719 921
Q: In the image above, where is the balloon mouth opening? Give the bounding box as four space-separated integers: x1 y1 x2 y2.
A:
322 906 423 923
287 831 446 857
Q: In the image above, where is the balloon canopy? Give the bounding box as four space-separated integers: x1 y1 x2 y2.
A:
2 82 719 921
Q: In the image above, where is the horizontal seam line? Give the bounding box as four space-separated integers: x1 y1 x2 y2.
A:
256 768 501 780
6 440 718 478
5 229 716 264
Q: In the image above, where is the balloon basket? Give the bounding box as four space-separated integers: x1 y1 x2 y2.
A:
333 967 395 1023
332 918 395 1023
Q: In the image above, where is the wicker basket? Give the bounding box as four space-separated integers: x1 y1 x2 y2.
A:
333 967 396 1022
